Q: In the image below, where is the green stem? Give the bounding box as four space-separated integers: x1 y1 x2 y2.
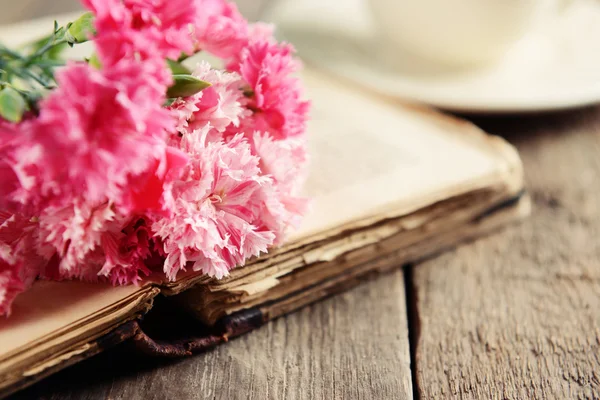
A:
11 67 51 89
0 44 22 59
25 38 67 65
36 60 66 68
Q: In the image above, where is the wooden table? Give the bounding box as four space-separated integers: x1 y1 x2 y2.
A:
9 107 600 399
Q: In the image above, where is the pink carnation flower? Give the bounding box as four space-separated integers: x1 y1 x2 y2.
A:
228 27 310 140
0 121 36 213
99 216 154 285
0 268 23 317
38 201 119 279
170 61 249 137
251 133 310 242
27 61 178 212
0 212 51 316
253 132 308 194
84 0 197 66
119 146 189 216
193 0 248 59
153 129 276 279
38 202 155 284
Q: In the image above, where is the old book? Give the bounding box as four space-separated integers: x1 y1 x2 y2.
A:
0 18 529 397
0 68 529 397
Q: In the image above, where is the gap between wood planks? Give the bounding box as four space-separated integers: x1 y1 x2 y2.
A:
403 264 421 400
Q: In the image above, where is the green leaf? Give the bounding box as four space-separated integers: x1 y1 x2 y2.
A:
167 75 211 98
0 87 27 123
167 59 191 75
177 53 190 63
65 12 95 44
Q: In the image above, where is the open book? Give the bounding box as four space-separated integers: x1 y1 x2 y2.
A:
0 68 529 396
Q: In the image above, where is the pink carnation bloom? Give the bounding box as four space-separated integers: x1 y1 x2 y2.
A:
27 61 178 212
119 146 189 216
38 202 155 284
251 133 310 242
227 26 310 140
193 0 248 59
170 61 249 138
153 129 276 279
99 216 154 285
38 201 119 279
253 133 308 194
84 0 197 66
0 121 37 213
0 268 23 317
0 212 51 316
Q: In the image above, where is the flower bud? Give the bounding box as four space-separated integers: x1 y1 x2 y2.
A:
65 12 95 44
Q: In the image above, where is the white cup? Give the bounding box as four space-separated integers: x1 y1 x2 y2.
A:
368 0 569 68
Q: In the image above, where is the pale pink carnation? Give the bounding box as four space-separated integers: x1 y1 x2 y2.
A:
227 31 310 140
29 61 177 212
251 133 310 242
253 132 308 194
193 0 248 59
84 0 197 66
170 61 249 137
153 129 276 279
38 201 119 279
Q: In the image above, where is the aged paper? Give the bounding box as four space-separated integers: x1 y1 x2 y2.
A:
292 70 504 240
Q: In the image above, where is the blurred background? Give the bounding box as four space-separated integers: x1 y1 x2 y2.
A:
0 0 266 24
2 0 600 114
0 0 82 24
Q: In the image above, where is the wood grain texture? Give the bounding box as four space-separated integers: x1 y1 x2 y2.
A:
13 269 413 400
413 107 600 399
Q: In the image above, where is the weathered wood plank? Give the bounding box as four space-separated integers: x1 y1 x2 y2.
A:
14 269 413 400
413 107 600 399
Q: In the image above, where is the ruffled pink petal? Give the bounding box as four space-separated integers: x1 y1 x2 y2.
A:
84 0 197 65
227 33 310 140
0 213 52 316
152 132 278 280
193 0 248 59
19 61 174 212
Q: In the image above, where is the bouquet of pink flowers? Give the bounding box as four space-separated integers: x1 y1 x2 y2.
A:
0 0 310 316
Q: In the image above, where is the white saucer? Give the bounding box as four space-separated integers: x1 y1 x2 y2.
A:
268 0 600 113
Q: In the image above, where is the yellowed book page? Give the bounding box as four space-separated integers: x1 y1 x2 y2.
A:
293 70 505 240
0 282 140 359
